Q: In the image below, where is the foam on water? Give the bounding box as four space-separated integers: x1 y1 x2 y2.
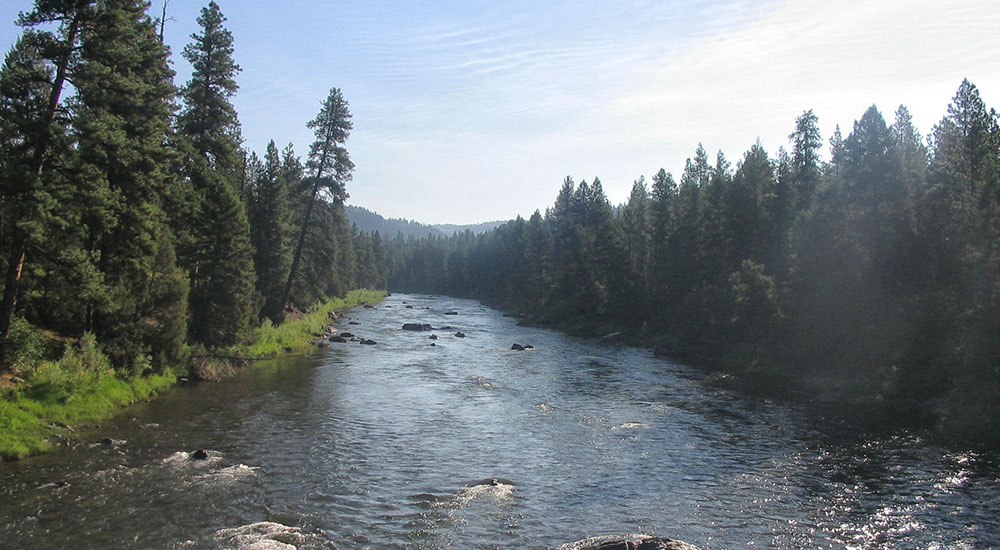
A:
213 521 334 550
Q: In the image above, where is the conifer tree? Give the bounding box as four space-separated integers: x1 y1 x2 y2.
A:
0 0 91 340
249 140 291 323
71 0 186 366
177 1 257 346
789 109 822 211
283 87 353 309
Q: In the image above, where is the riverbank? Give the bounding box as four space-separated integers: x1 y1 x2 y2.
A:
504 303 999 449
0 289 386 461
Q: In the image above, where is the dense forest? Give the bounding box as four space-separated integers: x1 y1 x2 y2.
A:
0 1 385 374
346 205 507 240
388 82 1000 443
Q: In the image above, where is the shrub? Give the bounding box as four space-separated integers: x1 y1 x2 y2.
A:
2 317 46 375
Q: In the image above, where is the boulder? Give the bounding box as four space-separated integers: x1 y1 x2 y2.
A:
348 321 361 325
191 449 210 461
315 340 330 348
402 323 433 331
563 536 699 550
524 344 534 350
454 332 466 338
329 336 347 343
405 305 414 309
340 332 355 338
429 334 438 340
511 343 525 351
444 311 459 315
360 339 377 345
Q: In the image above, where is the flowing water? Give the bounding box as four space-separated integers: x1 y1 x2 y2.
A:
2 294 999 549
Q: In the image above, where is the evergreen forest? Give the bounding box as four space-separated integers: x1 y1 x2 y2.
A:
387 82 1000 443
0 0 386 376
3 0 999 450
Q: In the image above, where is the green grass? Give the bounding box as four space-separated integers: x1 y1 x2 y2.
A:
1 289 385 461
1 371 176 461
0 290 385 460
244 289 386 357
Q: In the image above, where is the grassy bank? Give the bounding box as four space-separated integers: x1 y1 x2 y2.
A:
245 289 386 358
0 289 386 461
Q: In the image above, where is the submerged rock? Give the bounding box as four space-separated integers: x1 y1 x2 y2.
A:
559 535 699 550
402 323 433 331
454 332 466 338
360 339 377 345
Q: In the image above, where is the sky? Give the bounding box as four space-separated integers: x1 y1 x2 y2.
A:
1 1 999 225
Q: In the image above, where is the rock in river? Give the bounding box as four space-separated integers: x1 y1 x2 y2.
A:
559 535 699 550
402 323 433 331
511 343 525 351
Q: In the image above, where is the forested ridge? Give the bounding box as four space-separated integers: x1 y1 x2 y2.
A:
0 1 385 377
388 82 1000 443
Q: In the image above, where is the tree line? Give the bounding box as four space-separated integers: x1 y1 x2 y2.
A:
388 81 1000 441
0 0 385 373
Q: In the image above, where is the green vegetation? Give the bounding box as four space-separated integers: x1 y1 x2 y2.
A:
1 330 176 460
245 289 386 357
0 289 384 461
387 81 1000 445
0 2 387 460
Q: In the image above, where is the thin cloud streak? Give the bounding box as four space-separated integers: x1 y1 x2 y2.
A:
0 0 997 224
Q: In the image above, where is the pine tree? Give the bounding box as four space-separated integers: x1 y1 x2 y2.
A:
249 140 291 323
789 109 822 211
0 1 91 340
177 1 257 347
619 177 650 315
283 87 353 309
71 0 186 366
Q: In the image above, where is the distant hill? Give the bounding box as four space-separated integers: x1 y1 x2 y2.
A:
345 205 508 239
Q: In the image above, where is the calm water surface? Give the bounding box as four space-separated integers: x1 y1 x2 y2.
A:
2 294 999 549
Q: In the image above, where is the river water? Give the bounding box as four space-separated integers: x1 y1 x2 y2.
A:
2 294 999 549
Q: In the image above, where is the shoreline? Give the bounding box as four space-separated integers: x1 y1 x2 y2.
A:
0 289 386 462
499 303 998 450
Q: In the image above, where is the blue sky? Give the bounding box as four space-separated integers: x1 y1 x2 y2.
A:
2 1 999 224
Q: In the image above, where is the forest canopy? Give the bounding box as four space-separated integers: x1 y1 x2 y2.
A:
0 0 385 373
386 80 1000 442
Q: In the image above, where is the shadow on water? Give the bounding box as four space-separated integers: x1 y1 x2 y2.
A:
2 294 1000 549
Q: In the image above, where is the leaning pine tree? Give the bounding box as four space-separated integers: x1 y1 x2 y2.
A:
282 87 354 310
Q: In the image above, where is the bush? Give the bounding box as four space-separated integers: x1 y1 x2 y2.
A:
2 317 46 375
26 332 113 403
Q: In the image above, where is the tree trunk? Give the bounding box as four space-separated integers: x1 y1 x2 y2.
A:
281 179 320 312
0 241 27 339
0 7 82 340
281 137 332 311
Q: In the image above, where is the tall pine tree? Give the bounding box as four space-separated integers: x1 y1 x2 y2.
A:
177 1 257 347
71 0 187 366
283 87 353 309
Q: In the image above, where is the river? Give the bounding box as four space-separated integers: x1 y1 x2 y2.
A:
2 294 999 549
